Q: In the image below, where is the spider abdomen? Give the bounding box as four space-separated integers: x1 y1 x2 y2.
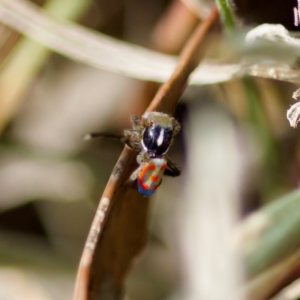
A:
137 157 167 196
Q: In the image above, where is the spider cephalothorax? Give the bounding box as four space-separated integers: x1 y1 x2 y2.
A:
141 112 181 155
124 112 181 157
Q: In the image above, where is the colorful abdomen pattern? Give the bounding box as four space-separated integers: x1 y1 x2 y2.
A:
137 158 167 196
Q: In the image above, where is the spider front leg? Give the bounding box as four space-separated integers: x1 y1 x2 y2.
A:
173 120 181 136
124 115 144 151
136 151 151 165
83 132 140 152
130 114 143 130
128 164 143 182
123 129 142 151
121 114 144 150
83 132 126 143
84 114 144 151
164 156 181 177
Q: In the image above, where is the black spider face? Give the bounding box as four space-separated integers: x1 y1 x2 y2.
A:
142 125 173 155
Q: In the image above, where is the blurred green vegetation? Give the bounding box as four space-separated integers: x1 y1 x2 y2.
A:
0 0 300 299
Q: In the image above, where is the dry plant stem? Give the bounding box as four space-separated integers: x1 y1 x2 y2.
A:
73 7 219 300
121 0 199 121
150 0 199 54
245 247 300 300
269 265 300 299
0 26 21 65
147 6 218 113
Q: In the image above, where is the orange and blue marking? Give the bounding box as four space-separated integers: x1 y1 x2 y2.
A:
137 157 167 196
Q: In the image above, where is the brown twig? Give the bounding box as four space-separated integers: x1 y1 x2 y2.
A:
147 6 219 113
73 6 219 300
